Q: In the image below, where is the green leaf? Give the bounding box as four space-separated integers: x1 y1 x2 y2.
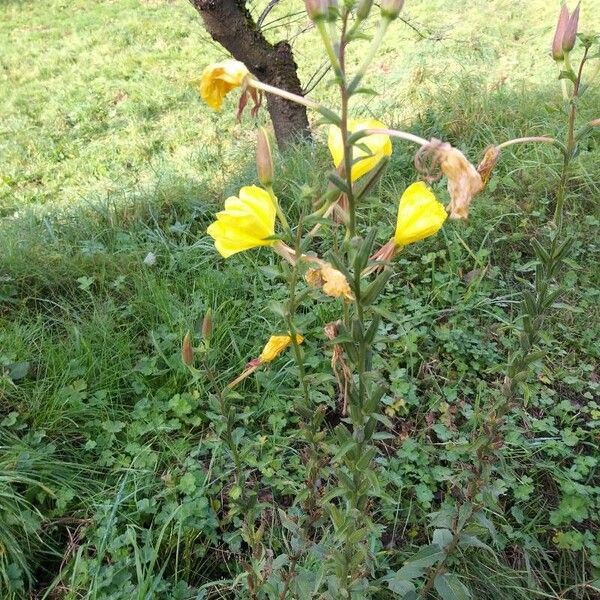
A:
433 528 453 550
558 69 577 83
327 172 352 195
316 106 341 125
395 544 444 579
386 574 416 596
434 573 472 600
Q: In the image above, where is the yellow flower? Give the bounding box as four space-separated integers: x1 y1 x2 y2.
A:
328 118 392 182
197 59 250 111
394 182 447 246
207 186 277 258
259 334 304 363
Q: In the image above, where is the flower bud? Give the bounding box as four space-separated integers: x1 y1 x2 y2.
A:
380 0 404 20
356 0 373 20
552 5 569 60
256 128 274 187
304 0 329 20
201 309 213 341
562 2 580 53
326 0 338 22
181 331 193 366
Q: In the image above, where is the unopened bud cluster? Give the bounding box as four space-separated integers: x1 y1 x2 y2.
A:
552 2 580 60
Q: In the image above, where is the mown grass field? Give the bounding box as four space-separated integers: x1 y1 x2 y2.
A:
1 0 600 598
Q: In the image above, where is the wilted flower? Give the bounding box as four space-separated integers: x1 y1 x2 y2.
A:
395 182 447 246
207 186 278 258
259 334 304 363
328 118 392 182
196 59 250 111
305 262 354 300
415 140 484 220
476 146 501 188
324 320 351 415
438 144 484 220
227 333 304 388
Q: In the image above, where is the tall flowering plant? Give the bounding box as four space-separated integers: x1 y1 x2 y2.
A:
188 1 599 597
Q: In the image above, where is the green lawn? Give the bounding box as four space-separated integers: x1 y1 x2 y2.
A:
1 1 599 598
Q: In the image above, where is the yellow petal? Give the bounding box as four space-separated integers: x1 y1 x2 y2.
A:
395 182 447 246
327 118 392 182
259 334 304 363
207 185 278 258
198 60 250 111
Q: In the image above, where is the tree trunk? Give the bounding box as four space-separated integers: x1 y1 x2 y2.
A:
190 0 311 149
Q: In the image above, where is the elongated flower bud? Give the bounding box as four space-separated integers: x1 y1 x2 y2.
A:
380 0 404 20
181 331 193 366
256 128 274 187
356 0 373 20
326 0 338 22
562 2 580 53
552 5 570 60
304 0 329 20
201 309 213 341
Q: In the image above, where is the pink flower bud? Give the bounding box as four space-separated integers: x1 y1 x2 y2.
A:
181 331 193 366
552 4 570 60
562 2 580 53
304 0 329 21
356 0 373 20
256 128 274 187
380 0 405 20
201 309 213 341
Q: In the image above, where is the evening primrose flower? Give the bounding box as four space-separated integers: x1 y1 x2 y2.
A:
207 186 277 258
328 118 392 182
259 334 304 363
197 59 250 111
395 182 447 246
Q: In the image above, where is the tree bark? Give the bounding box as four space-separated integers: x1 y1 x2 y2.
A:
190 0 311 149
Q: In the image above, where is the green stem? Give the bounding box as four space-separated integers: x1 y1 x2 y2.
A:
266 185 290 233
316 19 343 77
338 12 356 239
349 17 390 93
248 78 321 111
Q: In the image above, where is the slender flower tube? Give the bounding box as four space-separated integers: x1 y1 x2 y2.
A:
328 119 392 182
395 182 448 246
196 59 250 110
207 186 278 258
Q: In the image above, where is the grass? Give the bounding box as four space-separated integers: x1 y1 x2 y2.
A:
1 0 600 598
